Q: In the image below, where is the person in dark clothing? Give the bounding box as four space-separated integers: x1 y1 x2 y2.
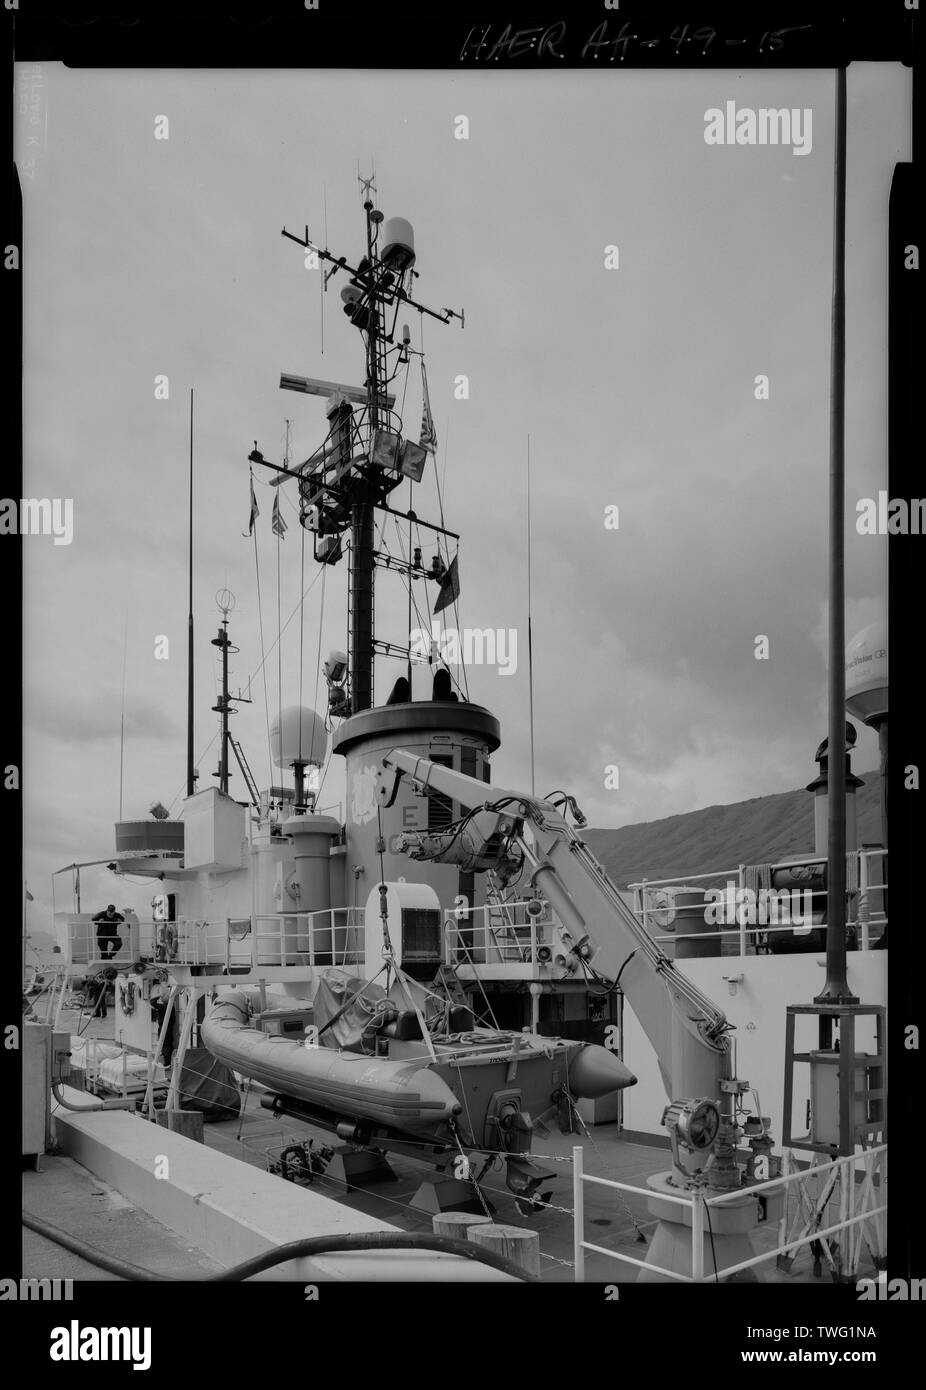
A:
90 968 116 1020
150 983 179 1065
92 904 124 960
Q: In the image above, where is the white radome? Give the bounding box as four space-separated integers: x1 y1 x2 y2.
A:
269 705 328 769
845 621 887 724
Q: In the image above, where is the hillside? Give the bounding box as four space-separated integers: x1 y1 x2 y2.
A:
584 769 883 890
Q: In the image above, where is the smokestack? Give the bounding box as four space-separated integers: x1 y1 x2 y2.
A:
806 724 863 858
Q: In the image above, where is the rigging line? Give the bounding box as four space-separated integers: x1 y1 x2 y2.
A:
118 608 128 821
432 417 469 701
311 563 328 769
247 563 324 690
406 493 413 690
319 183 327 356
166 730 220 815
276 426 287 777
391 517 464 701
298 509 305 766
389 517 429 647
398 357 414 687
253 523 275 788
527 435 535 797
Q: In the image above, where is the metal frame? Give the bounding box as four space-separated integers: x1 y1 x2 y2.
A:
782 1003 886 1155
573 1142 887 1283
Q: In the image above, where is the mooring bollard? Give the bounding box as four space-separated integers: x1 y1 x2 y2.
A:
467 1222 541 1279
432 1210 493 1241
156 1109 204 1144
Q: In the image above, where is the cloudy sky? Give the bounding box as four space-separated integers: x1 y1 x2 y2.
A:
18 63 908 927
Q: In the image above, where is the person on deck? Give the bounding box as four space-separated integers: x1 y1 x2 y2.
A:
90 967 116 1020
92 904 124 961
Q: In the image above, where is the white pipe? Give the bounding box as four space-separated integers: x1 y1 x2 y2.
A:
572 1145 585 1282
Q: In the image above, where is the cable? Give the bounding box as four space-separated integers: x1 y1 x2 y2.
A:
704 1195 720 1283
22 1212 531 1282
253 518 275 788
298 495 306 763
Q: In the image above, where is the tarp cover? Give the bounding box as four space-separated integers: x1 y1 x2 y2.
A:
313 970 391 1051
178 1046 241 1120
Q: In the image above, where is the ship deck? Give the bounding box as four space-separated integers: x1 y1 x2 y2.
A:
25 1005 878 1285
205 1087 863 1284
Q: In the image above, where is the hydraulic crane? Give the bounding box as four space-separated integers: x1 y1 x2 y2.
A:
377 748 778 1198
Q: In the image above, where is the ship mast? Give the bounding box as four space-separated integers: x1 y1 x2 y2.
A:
210 589 254 799
267 179 463 717
350 192 382 713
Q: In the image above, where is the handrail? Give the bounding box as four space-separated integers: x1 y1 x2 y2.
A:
628 846 887 893
573 1144 887 1283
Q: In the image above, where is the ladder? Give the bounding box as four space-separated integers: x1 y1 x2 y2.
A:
484 878 531 962
229 735 260 808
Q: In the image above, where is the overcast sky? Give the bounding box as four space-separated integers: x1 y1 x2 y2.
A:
18 63 908 927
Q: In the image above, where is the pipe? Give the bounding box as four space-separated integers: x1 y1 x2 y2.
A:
816 65 858 1007
52 1082 135 1113
22 1212 530 1282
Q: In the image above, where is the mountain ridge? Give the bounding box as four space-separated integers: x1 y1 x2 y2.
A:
584 769 883 891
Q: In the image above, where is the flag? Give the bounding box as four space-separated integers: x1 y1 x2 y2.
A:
244 476 260 536
272 491 288 539
433 554 460 615
419 359 437 456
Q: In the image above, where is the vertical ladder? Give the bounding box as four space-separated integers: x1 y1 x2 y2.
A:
229 735 260 808
484 878 530 962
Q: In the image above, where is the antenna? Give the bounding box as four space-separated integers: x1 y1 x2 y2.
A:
211 589 252 795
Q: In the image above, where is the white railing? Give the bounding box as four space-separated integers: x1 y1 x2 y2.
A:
572 1143 887 1283
629 848 887 957
65 910 366 973
64 916 142 968
251 909 365 968
443 902 556 967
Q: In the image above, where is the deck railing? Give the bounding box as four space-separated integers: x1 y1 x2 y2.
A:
572 1142 886 1283
64 909 366 972
443 901 557 966
629 848 887 956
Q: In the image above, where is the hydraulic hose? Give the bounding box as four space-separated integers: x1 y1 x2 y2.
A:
22 1211 531 1282
52 1082 135 1114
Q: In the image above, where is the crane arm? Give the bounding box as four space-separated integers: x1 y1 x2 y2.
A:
378 750 732 1104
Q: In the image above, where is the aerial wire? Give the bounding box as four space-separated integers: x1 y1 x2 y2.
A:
118 607 128 819
252 489 274 788
527 433 535 797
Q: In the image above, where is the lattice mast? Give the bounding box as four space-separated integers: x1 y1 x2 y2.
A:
277 178 463 715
